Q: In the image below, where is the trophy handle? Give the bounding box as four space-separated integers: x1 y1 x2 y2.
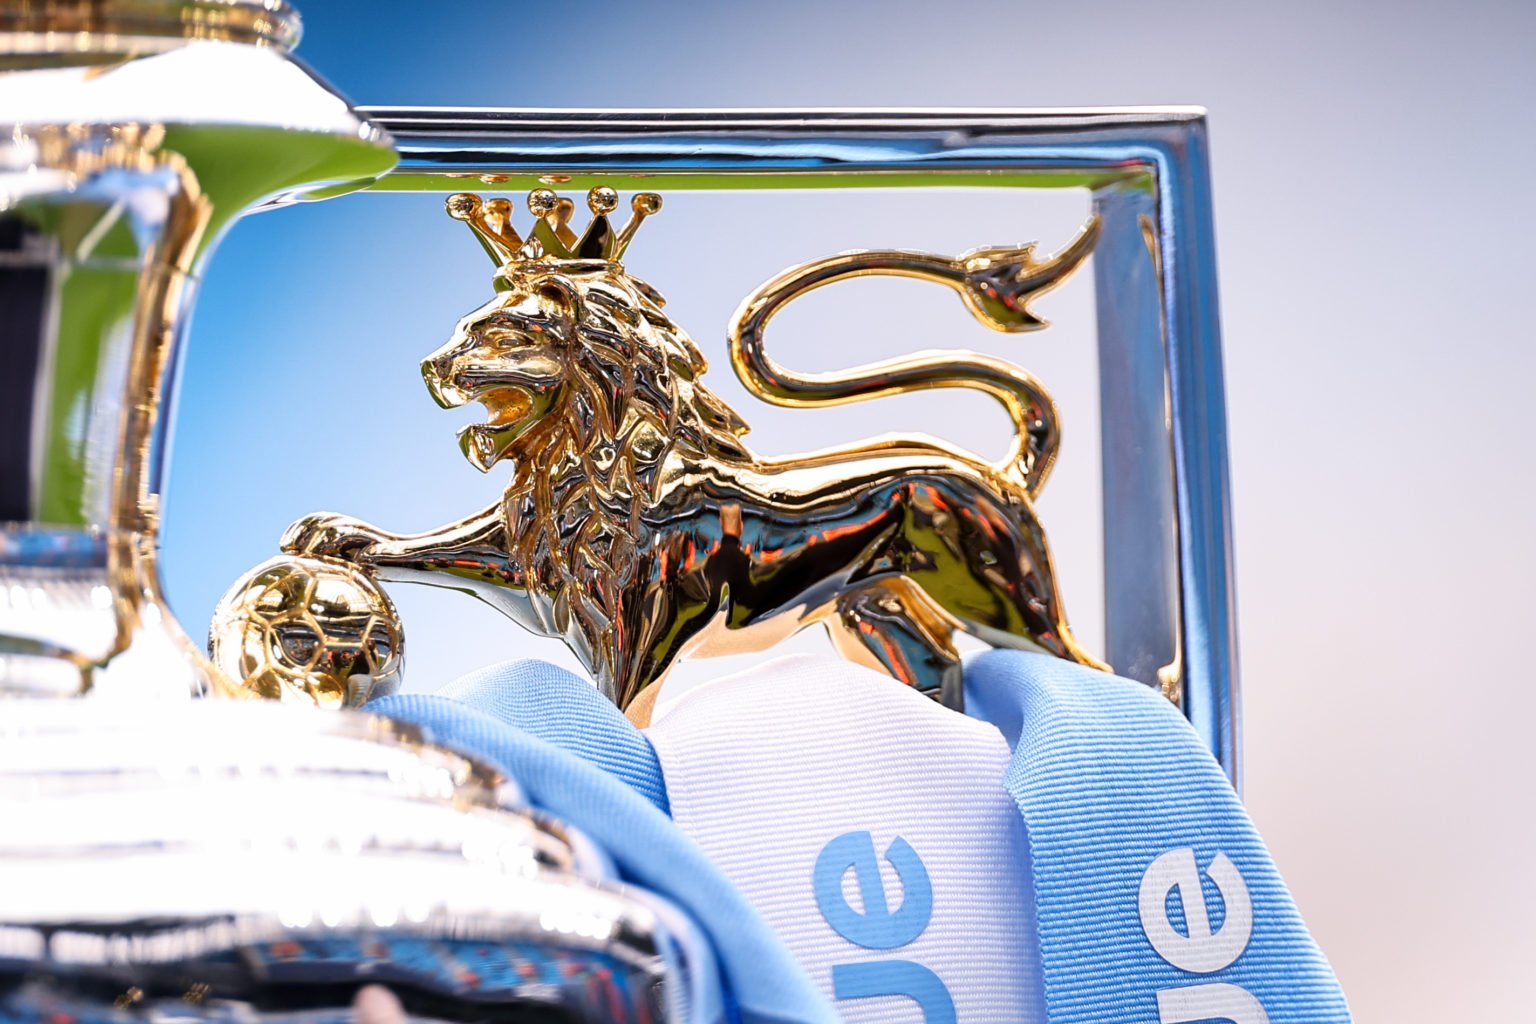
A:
0 4 396 699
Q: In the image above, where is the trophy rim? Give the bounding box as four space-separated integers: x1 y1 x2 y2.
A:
0 0 302 55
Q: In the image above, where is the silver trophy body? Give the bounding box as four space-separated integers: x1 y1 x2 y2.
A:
0 5 691 1019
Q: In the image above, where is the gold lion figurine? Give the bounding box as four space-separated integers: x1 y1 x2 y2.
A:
282 186 1108 712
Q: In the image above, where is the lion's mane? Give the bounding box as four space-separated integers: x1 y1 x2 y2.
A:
499 271 750 678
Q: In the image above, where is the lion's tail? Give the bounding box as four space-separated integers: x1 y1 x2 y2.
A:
726 225 1101 498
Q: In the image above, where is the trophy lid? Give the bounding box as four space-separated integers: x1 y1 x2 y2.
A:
0 0 302 55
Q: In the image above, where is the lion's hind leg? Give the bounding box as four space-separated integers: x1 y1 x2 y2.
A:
828 576 965 709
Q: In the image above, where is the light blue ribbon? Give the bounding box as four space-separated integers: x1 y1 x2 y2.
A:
369 675 838 1024
965 649 1351 1024
374 651 1350 1023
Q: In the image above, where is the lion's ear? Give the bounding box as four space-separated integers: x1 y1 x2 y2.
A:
535 276 585 323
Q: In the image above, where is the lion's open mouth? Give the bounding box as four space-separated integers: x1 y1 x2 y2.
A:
477 387 532 428
455 387 535 473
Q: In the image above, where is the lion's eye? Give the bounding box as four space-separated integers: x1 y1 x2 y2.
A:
537 283 569 306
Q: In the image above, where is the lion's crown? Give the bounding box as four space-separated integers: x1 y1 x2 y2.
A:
446 187 661 266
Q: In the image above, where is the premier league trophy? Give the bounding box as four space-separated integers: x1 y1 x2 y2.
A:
2 0 1247 1019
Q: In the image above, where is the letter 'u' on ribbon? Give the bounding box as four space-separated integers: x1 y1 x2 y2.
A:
833 961 957 1024
1157 983 1270 1024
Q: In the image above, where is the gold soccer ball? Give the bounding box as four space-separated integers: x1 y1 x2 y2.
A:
209 556 404 708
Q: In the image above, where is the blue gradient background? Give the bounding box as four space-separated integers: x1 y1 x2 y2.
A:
161 2 1535 1018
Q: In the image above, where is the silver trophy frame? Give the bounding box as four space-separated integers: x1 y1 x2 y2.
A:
349 107 1239 783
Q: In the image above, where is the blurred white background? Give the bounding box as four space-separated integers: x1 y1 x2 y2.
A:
164 1 1536 1018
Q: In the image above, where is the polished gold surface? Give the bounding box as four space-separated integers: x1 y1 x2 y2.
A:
281 189 1108 710
209 555 404 706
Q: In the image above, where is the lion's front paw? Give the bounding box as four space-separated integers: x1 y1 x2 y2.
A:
280 513 389 563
